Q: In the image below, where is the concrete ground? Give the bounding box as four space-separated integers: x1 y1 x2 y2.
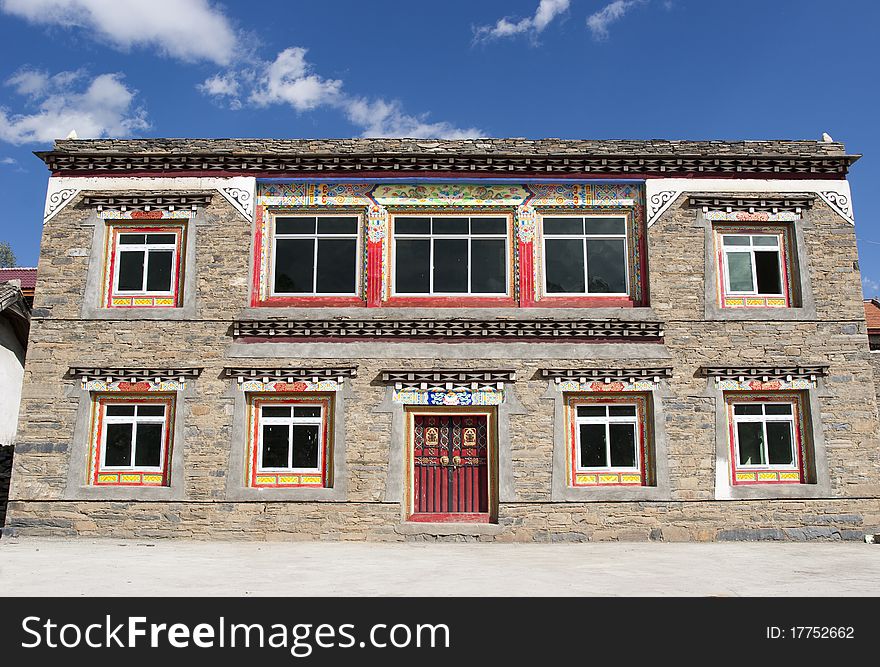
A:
0 538 878 596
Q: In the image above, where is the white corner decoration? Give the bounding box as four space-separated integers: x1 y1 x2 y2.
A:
42 176 257 224
645 179 855 227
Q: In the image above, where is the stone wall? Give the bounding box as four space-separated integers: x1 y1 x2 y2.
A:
6 186 879 541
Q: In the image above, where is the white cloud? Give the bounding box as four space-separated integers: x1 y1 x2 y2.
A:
475 0 569 40
0 0 238 65
587 0 645 40
0 69 148 145
863 275 880 297
0 157 16 165
248 47 343 111
344 98 482 139
199 48 482 139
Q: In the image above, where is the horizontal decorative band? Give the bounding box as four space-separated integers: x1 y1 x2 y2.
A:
224 367 357 381
699 365 828 381
687 195 814 212
69 367 202 382
233 319 665 340
38 153 856 176
380 369 516 387
542 367 672 383
81 193 213 210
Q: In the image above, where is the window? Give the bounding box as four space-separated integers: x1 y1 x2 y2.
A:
247 395 332 488
717 230 790 307
272 216 359 295
90 396 174 486
727 395 806 484
106 226 185 307
392 215 509 295
542 216 628 296
568 395 650 486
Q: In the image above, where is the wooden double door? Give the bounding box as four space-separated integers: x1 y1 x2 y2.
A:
410 413 491 522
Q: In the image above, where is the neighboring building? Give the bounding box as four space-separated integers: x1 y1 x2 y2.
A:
865 299 880 351
0 281 30 530
0 268 37 307
5 138 879 541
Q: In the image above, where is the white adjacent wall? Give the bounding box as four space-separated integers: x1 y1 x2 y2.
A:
0 318 25 445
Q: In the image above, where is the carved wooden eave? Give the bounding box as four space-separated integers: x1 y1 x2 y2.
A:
686 195 815 213
542 367 673 383
223 367 357 382
232 319 665 341
380 369 516 390
698 365 828 381
68 367 203 382
80 193 213 211
36 151 860 177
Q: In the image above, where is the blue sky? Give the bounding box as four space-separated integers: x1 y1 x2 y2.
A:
1 0 879 294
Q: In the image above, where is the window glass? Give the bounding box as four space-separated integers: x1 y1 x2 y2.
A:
754 251 782 294
291 424 320 468
765 404 792 415
737 422 765 465
766 422 794 465
262 406 291 418
117 250 145 291
433 238 468 293
584 218 626 235
276 217 316 234
261 424 290 468
146 250 173 292
577 405 606 418
545 239 586 293
274 238 314 293
105 423 133 466
294 406 322 418
586 238 627 293
317 216 358 234
106 405 136 417
609 423 637 468
138 405 165 417
135 423 163 467
395 239 431 293
119 234 146 245
432 217 469 235
395 217 431 235
471 218 507 235
579 423 606 468
734 404 763 415
316 239 357 293
471 239 506 293
726 252 754 292
543 218 584 235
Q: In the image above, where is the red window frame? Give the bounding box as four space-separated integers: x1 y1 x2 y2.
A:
566 393 652 487
89 393 175 486
246 393 333 488
725 392 807 485
103 223 186 308
715 224 793 309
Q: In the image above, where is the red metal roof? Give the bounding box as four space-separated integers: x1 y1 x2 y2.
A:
865 299 880 333
0 267 37 290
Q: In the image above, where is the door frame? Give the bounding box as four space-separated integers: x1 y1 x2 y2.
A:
403 406 499 523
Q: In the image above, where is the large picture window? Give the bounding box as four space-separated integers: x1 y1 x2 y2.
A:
247 395 332 488
542 216 628 296
89 395 175 486
726 394 806 484
105 225 185 308
567 394 650 486
272 215 359 296
392 215 509 295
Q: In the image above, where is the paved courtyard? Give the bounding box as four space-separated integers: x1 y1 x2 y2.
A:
0 538 878 596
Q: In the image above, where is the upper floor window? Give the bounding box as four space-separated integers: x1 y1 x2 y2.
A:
716 228 792 308
542 216 628 296
392 215 510 296
272 215 360 296
105 225 185 308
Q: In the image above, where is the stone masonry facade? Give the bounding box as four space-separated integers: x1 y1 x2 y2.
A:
5 138 879 541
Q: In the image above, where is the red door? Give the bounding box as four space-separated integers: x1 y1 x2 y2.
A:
410 414 490 522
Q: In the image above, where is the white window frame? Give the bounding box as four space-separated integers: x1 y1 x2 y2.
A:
257 403 325 474
731 401 799 470
390 214 511 297
541 214 629 297
270 214 362 297
100 403 168 472
112 232 179 296
574 403 642 473
720 232 786 298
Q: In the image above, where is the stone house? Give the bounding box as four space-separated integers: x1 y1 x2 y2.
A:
4 138 878 541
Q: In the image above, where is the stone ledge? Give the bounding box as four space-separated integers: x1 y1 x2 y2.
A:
394 523 506 537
